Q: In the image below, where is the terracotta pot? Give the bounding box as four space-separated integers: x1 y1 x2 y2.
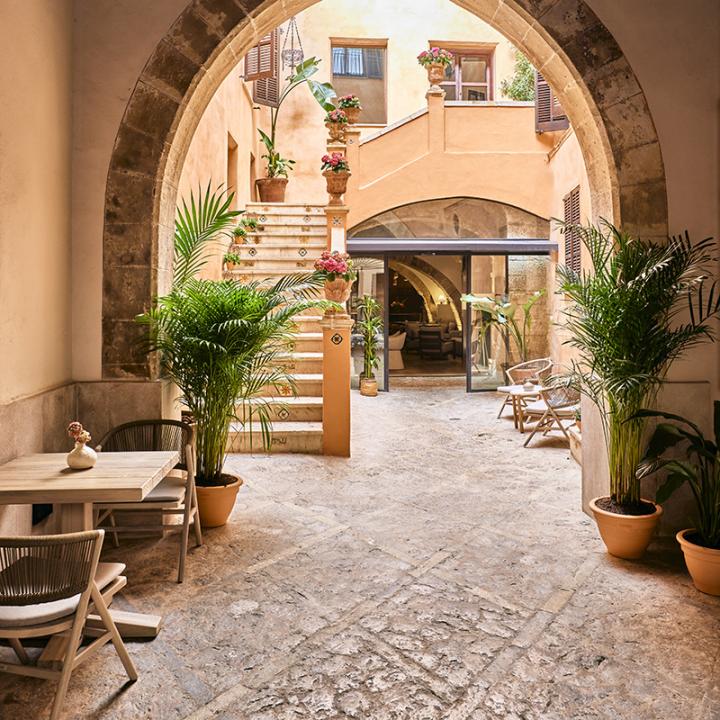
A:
325 121 347 142
324 277 352 304
677 529 720 596
360 377 378 397
196 475 243 528
256 177 288 203
589 496 663 559
225 262 237 271
426 63 446 86
323 169 350 206
343 106 361 124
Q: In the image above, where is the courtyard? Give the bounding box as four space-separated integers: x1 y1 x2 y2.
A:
1 385 717 719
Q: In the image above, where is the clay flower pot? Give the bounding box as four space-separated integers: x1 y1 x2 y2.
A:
677 529 720 596
343 106 361 124
255 177 288 203
589 497 663 559
225 262 237 271
325 121 347 142
323 169 350 206
427 63 446 86
196 475 243 528
324 277 352 304
360 377 378 397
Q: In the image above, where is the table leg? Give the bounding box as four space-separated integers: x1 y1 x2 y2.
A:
518 400 525 433
59 503 94 532
511 396 519 429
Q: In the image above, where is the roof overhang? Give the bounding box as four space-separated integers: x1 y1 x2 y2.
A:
347 238 557 255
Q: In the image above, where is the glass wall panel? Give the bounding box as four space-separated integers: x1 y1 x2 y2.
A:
349 257 386 391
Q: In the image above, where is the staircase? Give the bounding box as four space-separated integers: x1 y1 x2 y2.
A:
225 203 326 454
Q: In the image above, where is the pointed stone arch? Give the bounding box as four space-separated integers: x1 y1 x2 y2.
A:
102 0 666 378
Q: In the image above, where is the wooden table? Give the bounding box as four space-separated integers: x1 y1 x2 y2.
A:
0 450 179 639
509 384 542 432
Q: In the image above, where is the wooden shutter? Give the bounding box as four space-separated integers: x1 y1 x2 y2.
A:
244 30 277 81
252 29 280 108
563 186 581 274
535 71 569 133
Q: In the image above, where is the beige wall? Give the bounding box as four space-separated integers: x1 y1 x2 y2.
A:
0 0 73 405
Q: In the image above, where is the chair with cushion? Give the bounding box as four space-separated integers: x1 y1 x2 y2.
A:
388 331 406 370
522 385 581 447
496 357 553 419
95 419 202 583
419 325 454 361
0 530 137 720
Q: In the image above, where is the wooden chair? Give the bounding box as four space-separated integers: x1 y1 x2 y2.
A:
95 420 202 583
522 385 581 447
0 530 137 720
496 357 553 419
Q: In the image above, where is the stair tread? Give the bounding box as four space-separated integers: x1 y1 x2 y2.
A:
248 396 323 405
276 351 323 359
230 421 323 433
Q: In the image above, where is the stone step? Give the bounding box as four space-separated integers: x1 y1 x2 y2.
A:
245 203 325 217
232 245 323 259
224 268 316 282
291 314 323 332
247 223 326 235
231 258 317 272
227 421 323 454
290 332 323 353
273 351 323 373
244 232 326 244
260 373 322 397
244 396 323 422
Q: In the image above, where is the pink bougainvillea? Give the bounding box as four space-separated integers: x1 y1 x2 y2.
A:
314 250 356 281
417 47 453 68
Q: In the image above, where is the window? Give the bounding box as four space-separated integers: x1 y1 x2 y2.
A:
535 71 569 133
331 40 387 124
244 29 280 107
563 186 581 273
438 50 493 101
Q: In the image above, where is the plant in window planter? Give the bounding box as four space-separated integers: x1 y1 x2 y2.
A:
635 403 720 594
417 47 453 87
314 250 357 309
138 184 331 527
356 295 383 397
558 221 720 559
325 108 349 142
223 252 241 271
256 57 336 203
321 153 351 206
338 94 362 124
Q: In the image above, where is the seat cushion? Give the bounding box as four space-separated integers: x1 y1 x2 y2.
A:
143 476 186 503
0 561 125 628
524 399 548 414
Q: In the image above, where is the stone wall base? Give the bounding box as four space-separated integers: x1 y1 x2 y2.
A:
0 379 176 535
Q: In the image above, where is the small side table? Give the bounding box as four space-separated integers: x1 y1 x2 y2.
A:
509 385 542 432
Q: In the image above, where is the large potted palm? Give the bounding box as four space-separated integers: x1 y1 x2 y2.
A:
356 295 383 397
637 403 720 595
558 222 720 559
139 185 328 527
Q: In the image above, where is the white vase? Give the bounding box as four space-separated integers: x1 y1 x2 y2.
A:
67 442 97 470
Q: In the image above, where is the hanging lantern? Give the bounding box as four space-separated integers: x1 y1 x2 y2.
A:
281 17 304 71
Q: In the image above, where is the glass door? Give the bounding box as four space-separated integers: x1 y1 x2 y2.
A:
349 256 387 391
465 255 508 391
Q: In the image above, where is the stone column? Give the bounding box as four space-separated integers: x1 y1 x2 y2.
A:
320 313 353 457
344 127 361 198
426 86 446 154
324 206 349 253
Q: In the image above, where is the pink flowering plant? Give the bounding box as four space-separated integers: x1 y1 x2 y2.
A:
337 94 361 109
324 108 349 125
321 152 349 173
314 250 356 282
417 47 453 68
67 421 91 445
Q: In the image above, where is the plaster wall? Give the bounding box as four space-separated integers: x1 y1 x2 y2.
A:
0 0 73 405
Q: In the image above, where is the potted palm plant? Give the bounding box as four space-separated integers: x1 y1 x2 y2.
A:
256 57 335 203
636 403 720 595
139 185 328 527
558 222 720 559
356 295 383 397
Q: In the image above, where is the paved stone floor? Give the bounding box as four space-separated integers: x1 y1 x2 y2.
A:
2 384 720 719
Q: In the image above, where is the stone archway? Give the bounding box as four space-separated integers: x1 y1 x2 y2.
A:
102 0 667 378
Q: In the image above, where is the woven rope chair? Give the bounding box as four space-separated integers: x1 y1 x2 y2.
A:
496 358 553 419
95 420 202 583
522 385 581 447
0 530 137 720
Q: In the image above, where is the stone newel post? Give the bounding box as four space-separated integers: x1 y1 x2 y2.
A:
320 313 353 457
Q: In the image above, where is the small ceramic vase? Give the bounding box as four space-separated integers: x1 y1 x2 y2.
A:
67 442 97 470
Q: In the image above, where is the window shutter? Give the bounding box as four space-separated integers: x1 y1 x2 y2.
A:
244 30 277 81
563 186 581 274
535 71 569 133
251 29 280 108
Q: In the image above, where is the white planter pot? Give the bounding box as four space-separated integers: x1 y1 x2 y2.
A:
67 442 97 470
